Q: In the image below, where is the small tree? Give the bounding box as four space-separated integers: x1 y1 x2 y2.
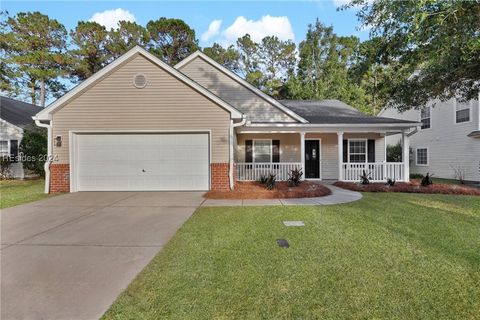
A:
19 124 47 177
386 142 402 162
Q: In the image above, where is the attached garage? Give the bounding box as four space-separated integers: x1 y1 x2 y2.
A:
71 132 210 191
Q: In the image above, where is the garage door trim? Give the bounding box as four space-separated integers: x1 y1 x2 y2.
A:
69 130 212 192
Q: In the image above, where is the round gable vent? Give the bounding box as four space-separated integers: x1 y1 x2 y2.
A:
133 74 147 88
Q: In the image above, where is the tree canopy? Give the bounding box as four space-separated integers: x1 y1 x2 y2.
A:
1 7 478 114
1 11 68 107
344 0 480 111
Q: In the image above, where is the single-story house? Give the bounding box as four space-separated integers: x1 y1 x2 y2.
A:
1 96 43 178
33 46 419 193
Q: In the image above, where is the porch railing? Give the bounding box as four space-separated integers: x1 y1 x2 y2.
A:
236 162 302 181
342 162 404 182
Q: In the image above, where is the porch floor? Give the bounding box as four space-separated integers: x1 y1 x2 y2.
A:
201 183 362 207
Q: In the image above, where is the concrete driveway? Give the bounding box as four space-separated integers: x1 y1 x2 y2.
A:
1 191 205 320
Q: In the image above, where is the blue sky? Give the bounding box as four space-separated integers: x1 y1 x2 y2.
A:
3 1 369 47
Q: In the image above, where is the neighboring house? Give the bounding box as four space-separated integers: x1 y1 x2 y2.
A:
379 98 480 183
33 46 418 193
1 96 43 178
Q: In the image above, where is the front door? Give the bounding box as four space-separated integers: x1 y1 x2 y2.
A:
305 140 320 179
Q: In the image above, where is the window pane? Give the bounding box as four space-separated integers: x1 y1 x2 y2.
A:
348 140 366 163
253 140 271 163
350 154 366 163
456 109 470 123
416 149 428 165
421 118 430 129
421 107 430 118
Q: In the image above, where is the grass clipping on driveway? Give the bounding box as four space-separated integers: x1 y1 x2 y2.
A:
103 193 480 319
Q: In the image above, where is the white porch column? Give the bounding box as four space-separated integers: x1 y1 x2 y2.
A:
300 132 305 180
337 131 344 181
402 130 410 182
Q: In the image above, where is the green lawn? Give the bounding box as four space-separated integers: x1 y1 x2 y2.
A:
103 193 480 319
0 179 52 209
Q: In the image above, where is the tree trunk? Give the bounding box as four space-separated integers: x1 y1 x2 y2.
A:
40 80 46 108
30 79 36 105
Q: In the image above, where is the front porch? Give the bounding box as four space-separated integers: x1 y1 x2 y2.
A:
235 131 410 183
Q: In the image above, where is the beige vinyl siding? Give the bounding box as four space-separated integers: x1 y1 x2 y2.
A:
52 54 231 164
380 98 480 182
178 56 296 123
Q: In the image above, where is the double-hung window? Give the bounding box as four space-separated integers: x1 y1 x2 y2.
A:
253 140 272 163
455 99 471 123
416 148 428 166
420 107 431 129
348 140 367 163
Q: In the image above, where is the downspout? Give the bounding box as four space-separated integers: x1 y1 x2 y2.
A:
229 115 246 190
33 117 52 194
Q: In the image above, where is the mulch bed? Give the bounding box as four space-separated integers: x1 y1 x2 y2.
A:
205 181 332 199
334 180 480 196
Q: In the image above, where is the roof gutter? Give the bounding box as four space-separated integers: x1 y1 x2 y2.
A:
246 122 421 128
229 115 246 190
33 117 52 194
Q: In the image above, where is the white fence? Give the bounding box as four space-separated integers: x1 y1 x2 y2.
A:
342 162 404 182
236 162 302 181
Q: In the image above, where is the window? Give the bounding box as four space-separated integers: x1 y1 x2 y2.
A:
348 140 367 163
416 148 428 166
253 140 272 163
420 107 431 129
0 141 8 156
455 99 471 123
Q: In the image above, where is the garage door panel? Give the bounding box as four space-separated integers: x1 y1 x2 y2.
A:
75 133 209 191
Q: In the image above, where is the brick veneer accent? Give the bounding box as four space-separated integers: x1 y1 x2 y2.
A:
50 163 232 192
50 163 70 193
211 163 231 191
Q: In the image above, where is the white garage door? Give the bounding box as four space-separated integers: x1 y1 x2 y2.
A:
74 133 209 191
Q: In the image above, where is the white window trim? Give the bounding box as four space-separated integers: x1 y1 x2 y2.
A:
0 140 11 156
454 98 472 125
347 139 368 163
420 106 431 130
252 139 273 163
415 147 429 166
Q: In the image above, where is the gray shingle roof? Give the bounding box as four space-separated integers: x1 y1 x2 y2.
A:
1 96 43 128
280 99 417 124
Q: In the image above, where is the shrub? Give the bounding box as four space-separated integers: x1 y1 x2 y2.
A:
450 164 466 184
0 155 12 179
386 178 396 186
421 172 434 186
19 124 47 177
259 173 276 190
410 173 423 179
288 167 303 186
360 170 371 185
386 142 402 162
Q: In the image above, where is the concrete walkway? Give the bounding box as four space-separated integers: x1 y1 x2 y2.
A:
201 184 362 207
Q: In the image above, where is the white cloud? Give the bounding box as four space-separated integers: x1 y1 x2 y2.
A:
89 8 135 30
201 19 222 42
214 15 295 46
332 0 351 7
